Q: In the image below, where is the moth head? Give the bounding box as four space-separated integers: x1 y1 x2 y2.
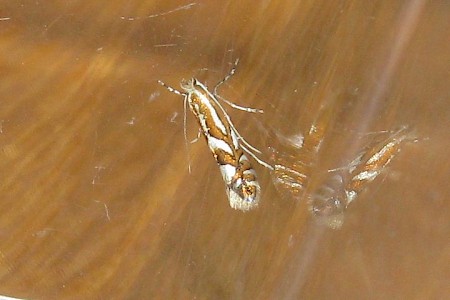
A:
180 78 196 92
227 176 261 212
308 195 345 229
307 174 347 229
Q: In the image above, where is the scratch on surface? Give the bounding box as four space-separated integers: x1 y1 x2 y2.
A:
120 2 197 20
94 200 111 221
153 43 177 48
125 117 136 125
43 14 64 32
170 111 179 123
148 91 160 102
103 203 111 221
33 228 57 238
92 165 106 185
0 120 3 133
0 17 11 21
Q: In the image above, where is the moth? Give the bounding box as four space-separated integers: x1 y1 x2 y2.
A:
269 111 328 202
270 115 416 228
308 125 417 228
158 60 273 211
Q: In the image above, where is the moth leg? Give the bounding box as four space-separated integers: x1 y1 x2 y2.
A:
240 143 274 170
213 58 239 95
190 129 202 144
215 94 264 114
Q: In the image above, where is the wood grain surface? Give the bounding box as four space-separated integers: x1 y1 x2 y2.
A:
0 1 449 299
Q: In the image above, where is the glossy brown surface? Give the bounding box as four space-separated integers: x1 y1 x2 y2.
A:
0 1 449 299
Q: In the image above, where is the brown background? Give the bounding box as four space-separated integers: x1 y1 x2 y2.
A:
0 0 449 299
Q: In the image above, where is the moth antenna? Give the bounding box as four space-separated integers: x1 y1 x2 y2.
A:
213 59 239 95
183 96 192 173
